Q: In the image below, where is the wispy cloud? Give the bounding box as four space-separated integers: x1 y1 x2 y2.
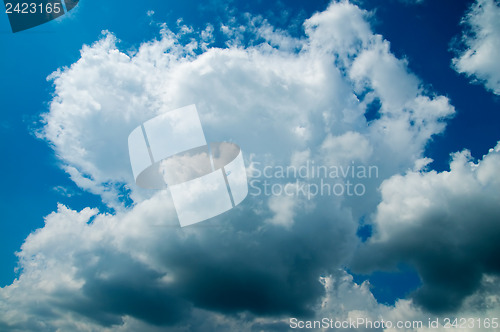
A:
453 0 500 95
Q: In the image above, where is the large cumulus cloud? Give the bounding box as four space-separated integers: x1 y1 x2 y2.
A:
3 1 491 331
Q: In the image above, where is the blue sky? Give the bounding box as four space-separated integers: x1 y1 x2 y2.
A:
1 0 500 330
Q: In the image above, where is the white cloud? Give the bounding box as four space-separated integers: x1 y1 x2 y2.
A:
0 1 469 331
453 0 500 95
321 131 373 164
266 188 304 228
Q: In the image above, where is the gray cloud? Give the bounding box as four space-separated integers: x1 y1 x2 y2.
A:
352 146 500 313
